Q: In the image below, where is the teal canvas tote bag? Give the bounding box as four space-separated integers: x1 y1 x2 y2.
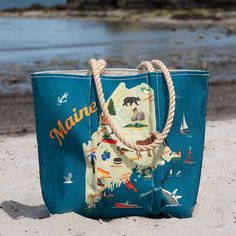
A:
31 58 209 219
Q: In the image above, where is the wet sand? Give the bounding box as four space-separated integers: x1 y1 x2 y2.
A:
0 81 235 135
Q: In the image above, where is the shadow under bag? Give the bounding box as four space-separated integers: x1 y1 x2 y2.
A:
31 59 209 219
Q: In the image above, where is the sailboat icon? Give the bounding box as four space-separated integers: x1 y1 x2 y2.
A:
180 114 190 134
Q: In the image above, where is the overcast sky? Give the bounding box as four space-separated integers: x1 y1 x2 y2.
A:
0 0 66 9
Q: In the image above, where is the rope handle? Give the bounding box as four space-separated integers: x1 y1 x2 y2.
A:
89 58 176 152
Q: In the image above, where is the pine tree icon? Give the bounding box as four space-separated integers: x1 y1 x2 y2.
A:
108 98 116 115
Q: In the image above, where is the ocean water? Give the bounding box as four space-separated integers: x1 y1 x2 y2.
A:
0 0 66 9
0 17 235 94
0 17 235 65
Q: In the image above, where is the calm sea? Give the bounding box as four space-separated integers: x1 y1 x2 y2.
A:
0 17 235 94
0 17 235 65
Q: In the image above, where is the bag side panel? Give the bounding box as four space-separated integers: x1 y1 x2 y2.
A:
156 72 209 218
32 76 92 215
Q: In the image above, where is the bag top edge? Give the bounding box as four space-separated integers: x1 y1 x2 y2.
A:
31 68 209 78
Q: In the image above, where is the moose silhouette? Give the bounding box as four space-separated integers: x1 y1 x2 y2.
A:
135 134 157 157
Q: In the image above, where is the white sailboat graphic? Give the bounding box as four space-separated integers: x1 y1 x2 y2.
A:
180 114 190 134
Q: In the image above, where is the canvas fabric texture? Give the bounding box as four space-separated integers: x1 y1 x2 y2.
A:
31 67 209 219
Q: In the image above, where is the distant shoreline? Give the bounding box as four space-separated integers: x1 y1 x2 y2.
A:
1 9 236 28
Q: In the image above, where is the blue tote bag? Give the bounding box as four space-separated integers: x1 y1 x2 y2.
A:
31 58 209 219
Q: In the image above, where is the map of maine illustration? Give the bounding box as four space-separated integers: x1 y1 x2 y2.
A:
82 82 177 207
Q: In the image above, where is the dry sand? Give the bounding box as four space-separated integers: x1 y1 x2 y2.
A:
0 120 236 236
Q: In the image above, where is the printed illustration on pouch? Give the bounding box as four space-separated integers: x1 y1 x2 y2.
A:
82 82 183 210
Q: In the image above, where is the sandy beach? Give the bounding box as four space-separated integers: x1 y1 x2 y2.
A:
0 120 236 235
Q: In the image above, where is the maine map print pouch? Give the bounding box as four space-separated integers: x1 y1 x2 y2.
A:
31 59 209 219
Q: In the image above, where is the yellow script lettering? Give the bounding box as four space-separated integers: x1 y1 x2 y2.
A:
50 102 98 146
50 120 68 146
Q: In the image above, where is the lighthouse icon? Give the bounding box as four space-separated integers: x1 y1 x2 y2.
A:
184 146 195 164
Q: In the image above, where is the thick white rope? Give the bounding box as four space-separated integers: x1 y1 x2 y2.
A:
89 58 176 152
137 61 155 72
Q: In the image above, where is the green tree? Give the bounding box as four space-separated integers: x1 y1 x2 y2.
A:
108 98 116 115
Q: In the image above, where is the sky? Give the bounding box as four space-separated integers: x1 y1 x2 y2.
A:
0 0 67 9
